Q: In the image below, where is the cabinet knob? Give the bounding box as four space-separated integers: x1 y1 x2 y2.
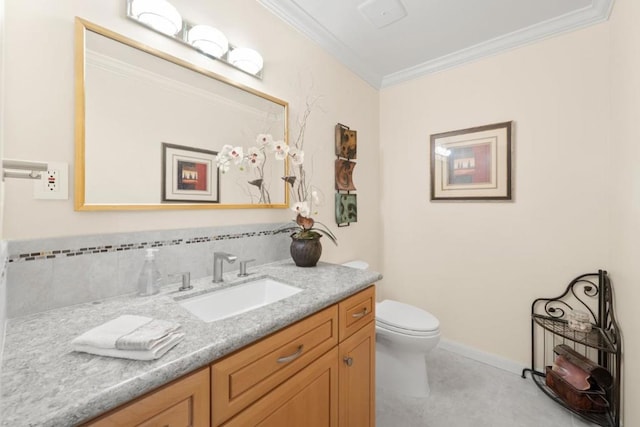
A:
343 356 353 367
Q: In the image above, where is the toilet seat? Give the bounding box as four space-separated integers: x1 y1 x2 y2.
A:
376 321 441 337
376 300 440 336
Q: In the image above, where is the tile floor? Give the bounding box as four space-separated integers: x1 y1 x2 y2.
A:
376 348 600 427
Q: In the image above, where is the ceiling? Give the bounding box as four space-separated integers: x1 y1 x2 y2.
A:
257 0 614 88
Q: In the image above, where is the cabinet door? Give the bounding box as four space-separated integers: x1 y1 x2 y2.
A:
84 367 210 427
339 321 375 427
222 347 339 427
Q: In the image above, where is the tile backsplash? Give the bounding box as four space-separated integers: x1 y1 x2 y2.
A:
6 223 291 318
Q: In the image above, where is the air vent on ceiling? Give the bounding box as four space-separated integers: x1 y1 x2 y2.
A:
358 0 407 29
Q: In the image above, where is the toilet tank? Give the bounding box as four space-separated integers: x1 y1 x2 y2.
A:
341 260 369 270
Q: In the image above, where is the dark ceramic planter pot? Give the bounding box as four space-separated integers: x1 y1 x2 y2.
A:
290 235 322 267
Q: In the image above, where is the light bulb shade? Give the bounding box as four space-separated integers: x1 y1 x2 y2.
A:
131 0 183 36
187 25 229 58
228 47 264 75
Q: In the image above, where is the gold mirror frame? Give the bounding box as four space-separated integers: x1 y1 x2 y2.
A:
74 18 289 211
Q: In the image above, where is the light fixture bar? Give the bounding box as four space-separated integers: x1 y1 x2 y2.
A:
126 0 263 79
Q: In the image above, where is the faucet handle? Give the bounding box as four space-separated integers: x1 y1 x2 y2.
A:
214 251 237 262
169 272 192 291
238 259 256 277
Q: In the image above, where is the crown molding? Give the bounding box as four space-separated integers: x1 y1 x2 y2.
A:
257 0 383 88
258 0 614 90
381 0 615 87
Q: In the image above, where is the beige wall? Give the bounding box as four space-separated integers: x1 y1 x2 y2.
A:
380 14 640 424
609 0 640 423
4 0 638 424
380 24 611 365
0 0 4 237
1 0 381 269
0 0 6 369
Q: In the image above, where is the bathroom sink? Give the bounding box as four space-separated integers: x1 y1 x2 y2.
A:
178 277 302 322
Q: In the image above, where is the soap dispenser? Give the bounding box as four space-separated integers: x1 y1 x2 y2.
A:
137 248 162 296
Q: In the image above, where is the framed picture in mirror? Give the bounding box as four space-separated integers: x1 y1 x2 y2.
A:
162 143 219 203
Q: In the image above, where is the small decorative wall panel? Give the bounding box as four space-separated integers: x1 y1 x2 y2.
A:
335 159 356 191
335 193 357 225
335 124 357 159
335 123 357 226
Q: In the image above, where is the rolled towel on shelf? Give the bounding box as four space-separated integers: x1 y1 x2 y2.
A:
71 314 184 361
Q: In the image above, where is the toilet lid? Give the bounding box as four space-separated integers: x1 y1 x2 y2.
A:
376 300 440 332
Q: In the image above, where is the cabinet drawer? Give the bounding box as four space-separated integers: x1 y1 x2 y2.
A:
339 286 375 341
212 305 338 426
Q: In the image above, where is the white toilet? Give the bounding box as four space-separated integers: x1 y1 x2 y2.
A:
342 260 441 398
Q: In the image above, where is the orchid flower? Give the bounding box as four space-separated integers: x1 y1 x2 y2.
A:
256 134 273 147
229 146 244 165
215 145 234 173
272 141 290 160
216 158 230 173
289 148 304 166
291 201 310 218
247 146 264 168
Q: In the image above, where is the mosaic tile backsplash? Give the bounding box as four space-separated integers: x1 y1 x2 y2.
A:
5 223 291 318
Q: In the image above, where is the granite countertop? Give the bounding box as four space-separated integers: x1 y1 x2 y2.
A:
0 260 382 427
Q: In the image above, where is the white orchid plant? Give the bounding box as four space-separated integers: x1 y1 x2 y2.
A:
215 100 336 245
215 133 286 204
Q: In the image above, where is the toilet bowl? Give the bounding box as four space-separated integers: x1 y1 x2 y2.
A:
376 299 440 397
342 260 441 398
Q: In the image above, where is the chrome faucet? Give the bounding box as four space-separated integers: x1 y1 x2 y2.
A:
213 252 237 283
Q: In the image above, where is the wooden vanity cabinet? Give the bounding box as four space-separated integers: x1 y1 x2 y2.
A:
83 286 375 427
83 366 210 427
214 285 376 427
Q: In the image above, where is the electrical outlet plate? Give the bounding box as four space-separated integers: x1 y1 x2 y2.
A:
34 161 69 200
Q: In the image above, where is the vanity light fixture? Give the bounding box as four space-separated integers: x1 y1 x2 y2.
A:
187 25 229 58
126 0 264 78
228 47 264 75
129 0 182 36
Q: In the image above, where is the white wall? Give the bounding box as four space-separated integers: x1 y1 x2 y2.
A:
609 0 640 423
1 0 381 270
380 24 611 365
0 0 6 386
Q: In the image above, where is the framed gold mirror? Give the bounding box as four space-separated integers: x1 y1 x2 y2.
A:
75 18 288 210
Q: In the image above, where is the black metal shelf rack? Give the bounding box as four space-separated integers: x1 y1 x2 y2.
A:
522 270 621 427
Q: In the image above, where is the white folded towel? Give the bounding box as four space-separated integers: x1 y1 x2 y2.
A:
71 315 184 361
73 332 184 361
116 318 182 351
